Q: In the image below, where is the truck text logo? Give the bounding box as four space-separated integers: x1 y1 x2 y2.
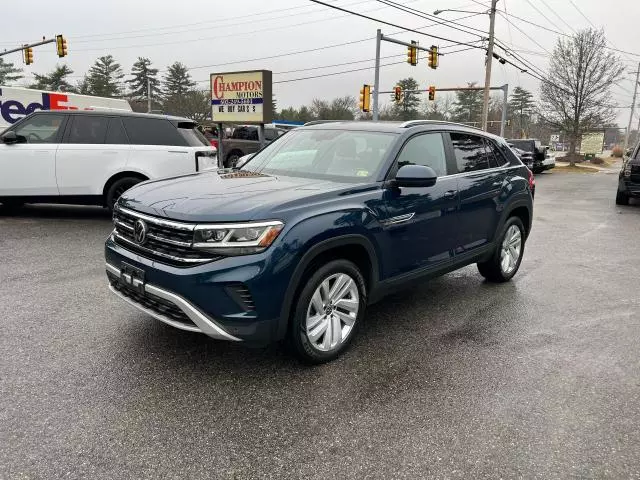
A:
0 88 92 124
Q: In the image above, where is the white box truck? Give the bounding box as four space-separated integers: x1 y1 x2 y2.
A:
0 86 131 130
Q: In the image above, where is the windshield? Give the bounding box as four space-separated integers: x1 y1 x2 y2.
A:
241 129 396 181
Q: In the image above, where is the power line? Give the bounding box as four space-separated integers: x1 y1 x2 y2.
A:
537 0 577 33
568 0 595 27
371 0 488 38
306 0 488 50
71 2 399 52
273 60 406 84
70 0 377 44
523 0 563 31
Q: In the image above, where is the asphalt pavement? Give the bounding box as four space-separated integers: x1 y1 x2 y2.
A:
1 170 639 479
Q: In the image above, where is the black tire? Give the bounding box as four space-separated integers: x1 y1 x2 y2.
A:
288 259 367 364
0 199 24 212
616 189 630 206
225 151 242 168
477 216 526 283
105 177 143 212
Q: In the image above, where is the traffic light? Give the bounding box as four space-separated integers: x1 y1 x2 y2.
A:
428 86 436 101
56 35 68 58
394 86 402 104
23 47 33 65
407 40 418 66
428 45 439 69
359 84 371 113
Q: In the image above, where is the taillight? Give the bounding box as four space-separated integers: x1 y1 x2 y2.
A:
528 168 535 190
210 139 219 149
624 162 632 177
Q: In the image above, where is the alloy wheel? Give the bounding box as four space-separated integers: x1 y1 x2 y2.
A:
305 273 359 352
500 225 522 275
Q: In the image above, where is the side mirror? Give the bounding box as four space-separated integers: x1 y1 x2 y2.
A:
395 164 438 188
1 131 19 144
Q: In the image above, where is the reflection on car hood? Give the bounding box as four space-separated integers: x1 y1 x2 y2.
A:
118 170 369 222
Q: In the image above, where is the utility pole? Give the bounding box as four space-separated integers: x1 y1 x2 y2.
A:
373 29 382 121
481 0 498 131
624 62 640 153
500 84 508 137
147 78 152 113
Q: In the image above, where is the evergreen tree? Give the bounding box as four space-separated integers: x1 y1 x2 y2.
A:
77 75 91 95
87 55 124 97
390 77 421 120
452 82 483 124
162 62 195 97
509 86 536 137
0 58 23 85
125 57 160 99
31 65 75 92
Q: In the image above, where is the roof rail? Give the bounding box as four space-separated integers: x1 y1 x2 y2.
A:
399 120 484 131
303 120 345 126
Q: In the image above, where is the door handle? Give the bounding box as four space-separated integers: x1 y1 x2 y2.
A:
443 190 457 199
492 181 503 187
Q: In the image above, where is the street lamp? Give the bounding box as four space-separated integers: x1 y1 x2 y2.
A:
433 9 488 15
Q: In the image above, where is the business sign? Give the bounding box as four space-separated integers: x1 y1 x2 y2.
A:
550 134 560 142
210 70 272 124
579 132 604 155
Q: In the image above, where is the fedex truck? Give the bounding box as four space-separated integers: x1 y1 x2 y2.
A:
0 86 131 130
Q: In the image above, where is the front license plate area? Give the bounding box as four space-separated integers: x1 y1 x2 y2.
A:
120 262 145 294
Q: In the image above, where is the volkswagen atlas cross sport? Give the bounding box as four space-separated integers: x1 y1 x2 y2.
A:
105 121 534 363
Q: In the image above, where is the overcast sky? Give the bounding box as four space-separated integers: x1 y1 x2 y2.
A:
3 0 639 124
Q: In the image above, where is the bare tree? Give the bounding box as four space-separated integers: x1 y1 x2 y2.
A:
541 28 624 164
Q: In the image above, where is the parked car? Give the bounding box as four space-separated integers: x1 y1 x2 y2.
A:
508 143 533 169
507 138 555 173
221 125 286 167
616 142 640 205
0 110 216 211
105 120 534 363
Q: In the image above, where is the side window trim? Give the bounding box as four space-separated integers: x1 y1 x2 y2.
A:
486 139 510 167
386 131 452 180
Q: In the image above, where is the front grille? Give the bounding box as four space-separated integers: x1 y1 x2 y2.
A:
112 207 220 267
108 273 196 327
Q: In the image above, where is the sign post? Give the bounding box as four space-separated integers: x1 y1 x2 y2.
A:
210 70 273 168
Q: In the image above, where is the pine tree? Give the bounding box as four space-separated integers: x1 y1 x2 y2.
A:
162 62 195 97
77 75 91 95
0 58 23 85
509 86 536 137
452 82 483 124
87 55 124 97
125 57 160 99
391 77 421 120
31 65 75 92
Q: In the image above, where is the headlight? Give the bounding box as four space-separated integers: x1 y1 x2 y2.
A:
193 220 284 255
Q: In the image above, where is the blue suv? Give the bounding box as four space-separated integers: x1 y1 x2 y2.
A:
105 121 534 363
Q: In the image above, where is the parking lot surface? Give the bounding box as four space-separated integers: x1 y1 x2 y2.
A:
1 171 639 479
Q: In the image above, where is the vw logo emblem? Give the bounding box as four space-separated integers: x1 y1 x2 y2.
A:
133 219 148 245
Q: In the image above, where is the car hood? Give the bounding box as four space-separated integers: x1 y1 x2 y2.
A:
118 170 371 222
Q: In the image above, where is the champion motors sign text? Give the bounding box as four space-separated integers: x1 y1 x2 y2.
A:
210 70 272 123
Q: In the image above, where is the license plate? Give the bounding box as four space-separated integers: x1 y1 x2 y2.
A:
119 262 145 294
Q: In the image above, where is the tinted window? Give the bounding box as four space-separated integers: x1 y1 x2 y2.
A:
122 117 187 146
450 133 490 172
489 140 512 167
483 139 509 168
396 133 447 177
14 114 65 143
105 118 128 145
67 115 109 144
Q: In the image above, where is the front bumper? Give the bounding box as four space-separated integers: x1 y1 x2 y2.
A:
105 235 289 344
106 262 241 341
